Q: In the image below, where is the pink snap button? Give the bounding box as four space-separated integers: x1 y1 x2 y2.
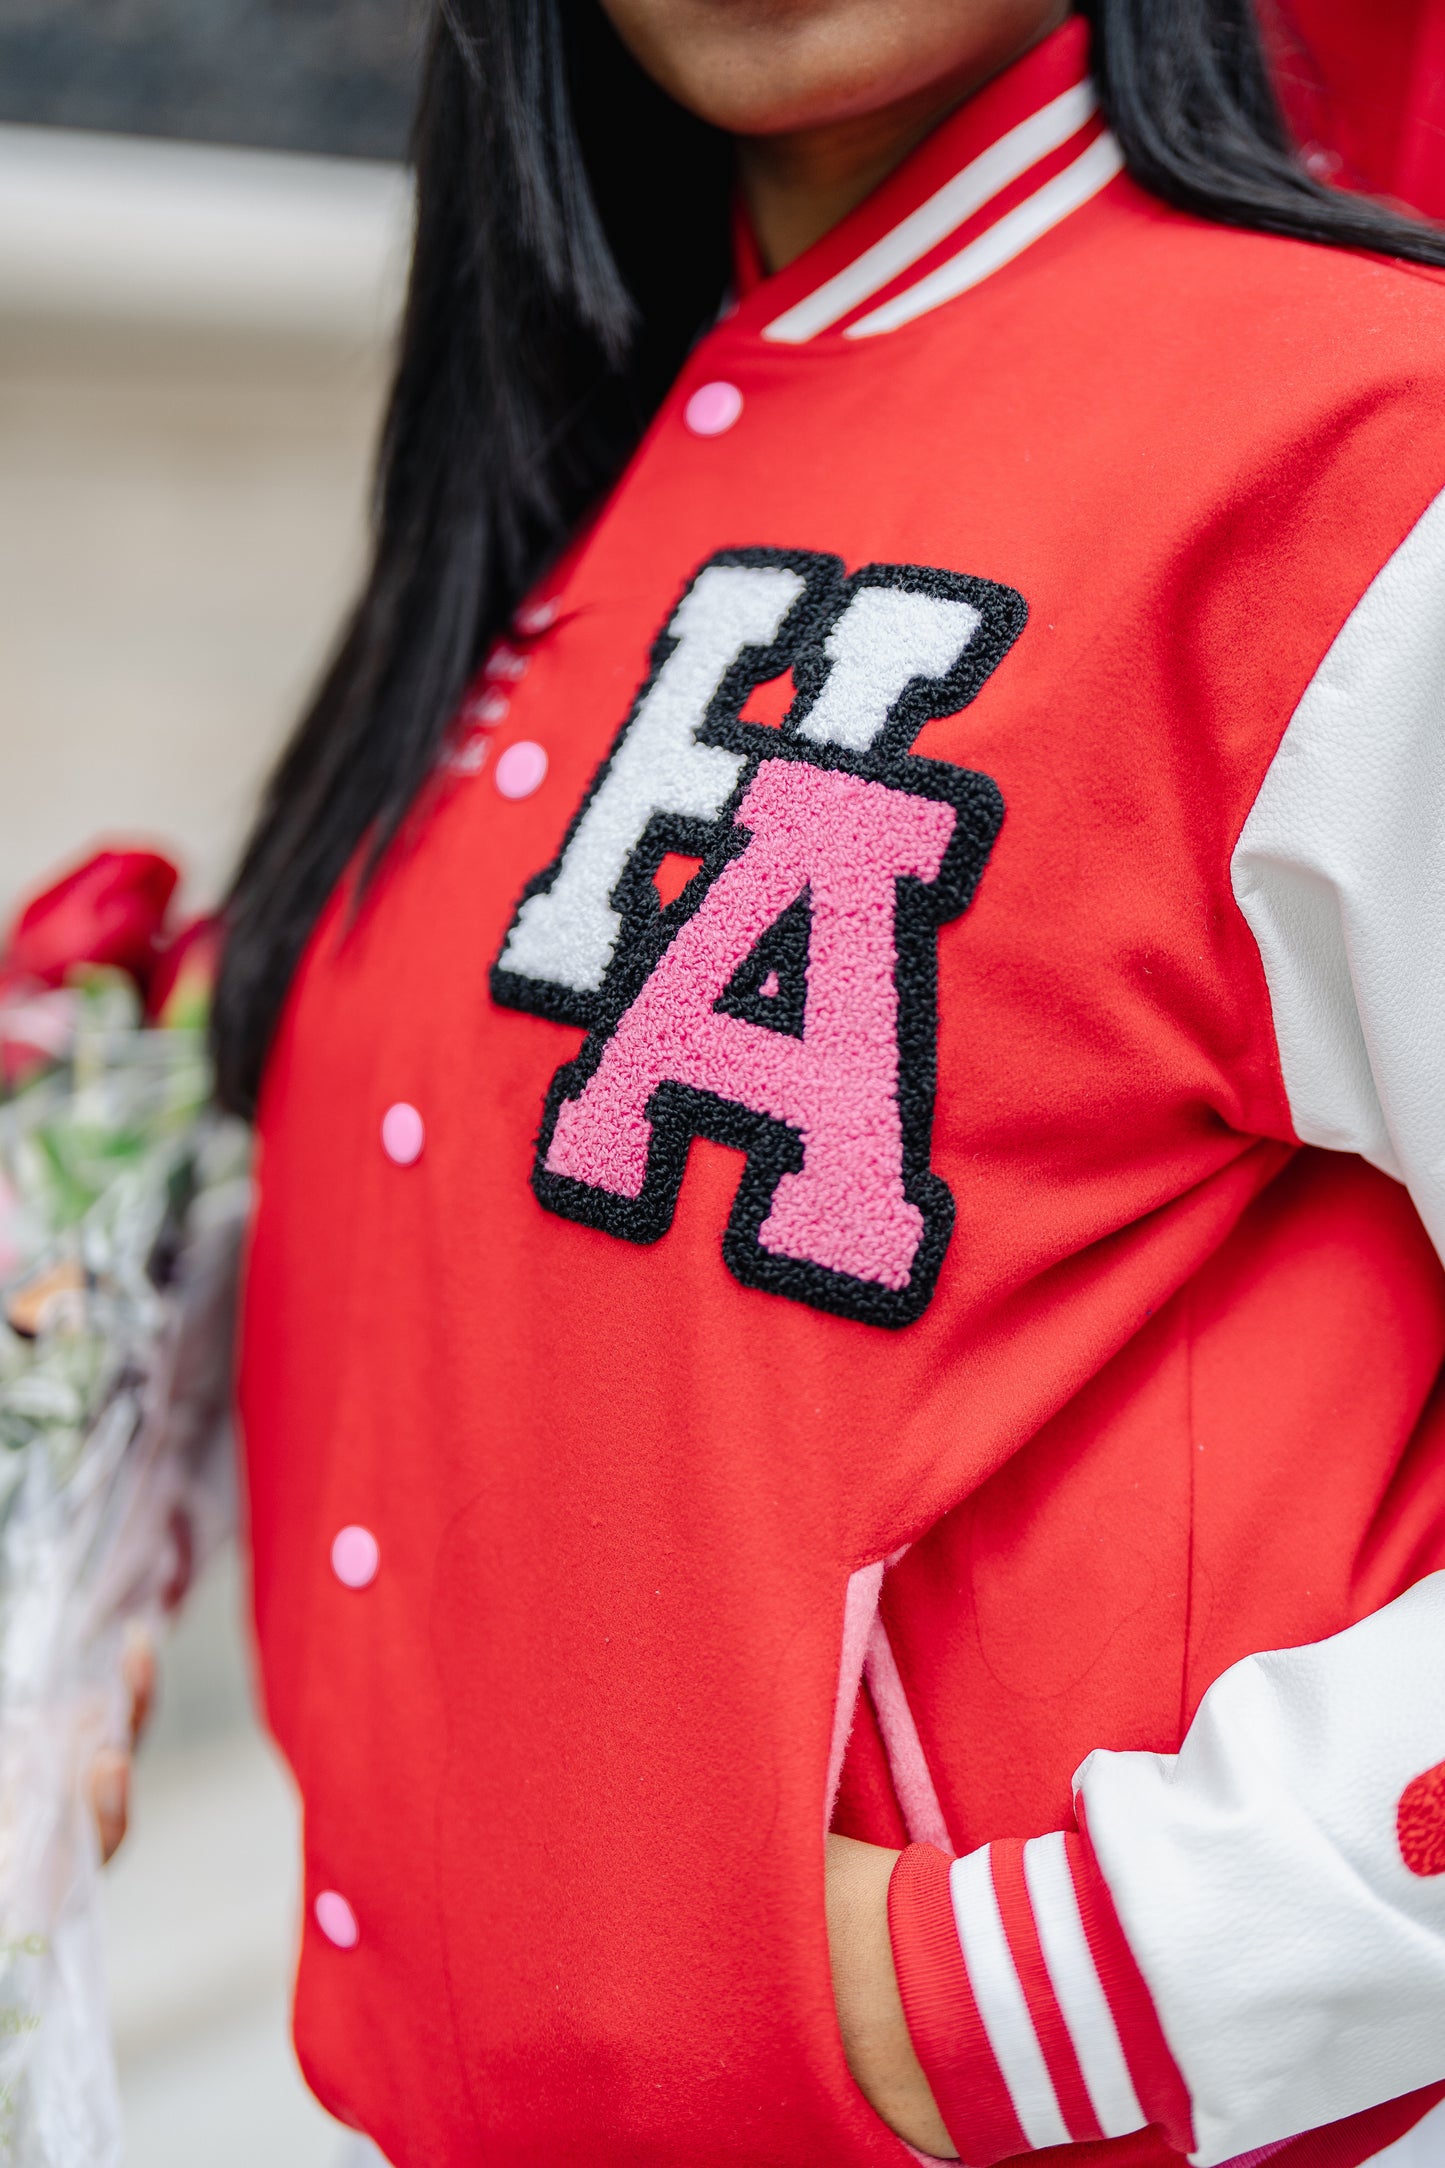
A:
315 1890 359 1949
684 381 743 436
381 1101 424 1165
331 1525 379 1590
494 740 549 800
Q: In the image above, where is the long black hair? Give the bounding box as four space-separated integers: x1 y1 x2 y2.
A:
213 0 1445 1117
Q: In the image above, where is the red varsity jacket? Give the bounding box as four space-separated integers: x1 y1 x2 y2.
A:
240 23 1445 2166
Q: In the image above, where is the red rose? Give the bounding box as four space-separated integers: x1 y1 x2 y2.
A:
4 849 180 995
147 914 222 1026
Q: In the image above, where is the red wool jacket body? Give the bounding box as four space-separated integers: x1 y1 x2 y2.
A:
241 24 1445 2168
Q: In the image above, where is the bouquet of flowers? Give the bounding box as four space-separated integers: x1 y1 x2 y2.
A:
0 851 249 2168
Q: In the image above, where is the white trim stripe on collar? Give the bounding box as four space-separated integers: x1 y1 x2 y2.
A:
761 79 1102 345
847 129 1124 336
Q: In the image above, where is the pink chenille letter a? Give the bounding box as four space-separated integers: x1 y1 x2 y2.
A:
544 757 955 1292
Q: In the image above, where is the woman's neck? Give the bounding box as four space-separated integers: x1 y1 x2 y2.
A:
735 4 1069 273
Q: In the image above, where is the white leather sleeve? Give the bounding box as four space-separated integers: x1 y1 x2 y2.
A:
1232 483 1445 1258
1075 1576 1445 2164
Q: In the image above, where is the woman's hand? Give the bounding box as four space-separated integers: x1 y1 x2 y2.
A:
89 1623 155 1864
825 1833 958 2158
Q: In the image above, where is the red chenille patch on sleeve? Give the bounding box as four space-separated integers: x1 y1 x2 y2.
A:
1397 1761 1445 1877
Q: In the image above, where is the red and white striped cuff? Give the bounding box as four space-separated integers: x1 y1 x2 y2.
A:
888 1834 1195 2164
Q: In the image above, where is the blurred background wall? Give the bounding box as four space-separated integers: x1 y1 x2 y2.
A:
0 5 418 2160
0 0 416 923
0 0 414 155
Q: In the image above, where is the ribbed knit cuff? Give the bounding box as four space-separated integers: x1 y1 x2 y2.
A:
887 1833 1194 2165
1070 1820 1194 2153
889 1842 1028 2163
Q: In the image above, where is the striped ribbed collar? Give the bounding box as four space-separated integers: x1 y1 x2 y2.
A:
729 17 1120 344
